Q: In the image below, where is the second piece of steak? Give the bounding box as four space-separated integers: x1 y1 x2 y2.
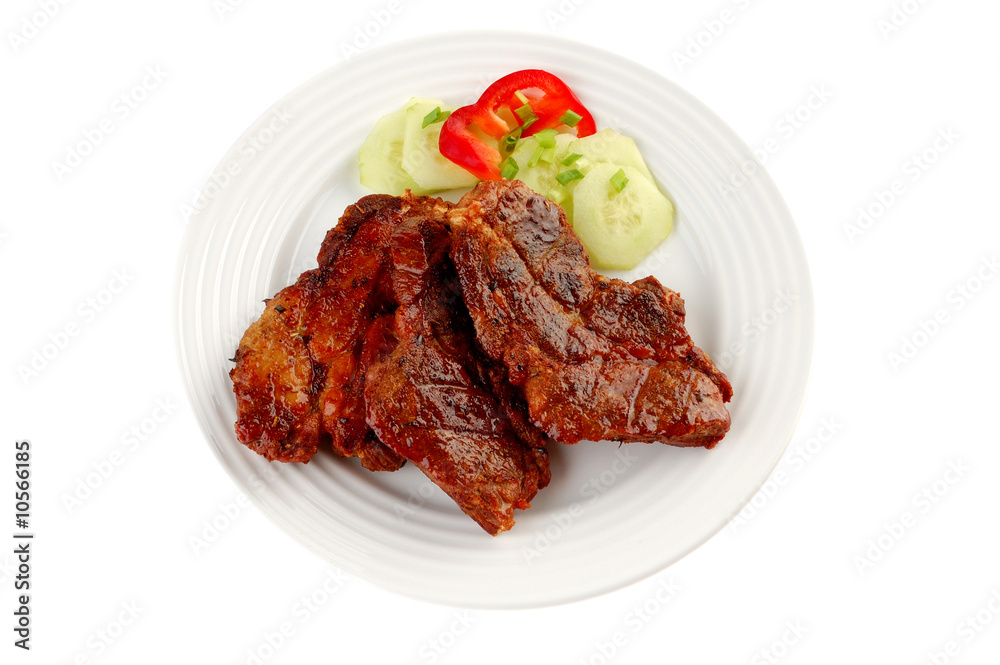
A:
448 180 732 448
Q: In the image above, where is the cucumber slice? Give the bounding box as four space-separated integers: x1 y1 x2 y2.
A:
508 133 576 211
568 128 656 184
402 101 479 191
358 98 439 195
571 164 674 270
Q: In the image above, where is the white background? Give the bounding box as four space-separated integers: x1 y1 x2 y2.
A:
3 0 999 663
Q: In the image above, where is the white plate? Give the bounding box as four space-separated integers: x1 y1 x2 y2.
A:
175 31 813 609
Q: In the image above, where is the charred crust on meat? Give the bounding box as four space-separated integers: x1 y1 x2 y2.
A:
232 181 725 530
447 179 731 448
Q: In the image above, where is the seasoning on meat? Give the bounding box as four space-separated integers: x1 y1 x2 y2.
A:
365 207 550 534
231 195 440 470
230 180 732 534
448 180 732 448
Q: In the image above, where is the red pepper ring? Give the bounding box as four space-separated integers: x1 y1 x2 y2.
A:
437 105 508 181
439 69 597 181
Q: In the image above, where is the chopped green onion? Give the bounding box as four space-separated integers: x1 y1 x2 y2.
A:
556 169 584 186
514 103 535 123
539 147 556 164
610 168 629 192
527 145 545 168
520 116 538 132
500 157 519 180
421 106 450 128
514 90 530 105
501 127 523 154
561 152 582 166
559 109 583 127
534 129 557 149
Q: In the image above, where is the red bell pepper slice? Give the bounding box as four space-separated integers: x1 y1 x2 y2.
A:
439 69 597 181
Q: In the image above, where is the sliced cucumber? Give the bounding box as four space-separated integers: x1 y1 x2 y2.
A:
568 128 656 184
402 101 479 191
358 98 438 195
508 132 577 212
571 164 674 270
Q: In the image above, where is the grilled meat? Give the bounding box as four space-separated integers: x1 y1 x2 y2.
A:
229 274 324 463
231 179 731 534
365 208 550 534
448 180 732 448
232 195 446 469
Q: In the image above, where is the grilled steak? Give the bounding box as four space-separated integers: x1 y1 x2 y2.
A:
231 179 731 533
229 273 324 463
448 180 732 448
307 194 447 469
365 207 550 535
231 194 447 469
